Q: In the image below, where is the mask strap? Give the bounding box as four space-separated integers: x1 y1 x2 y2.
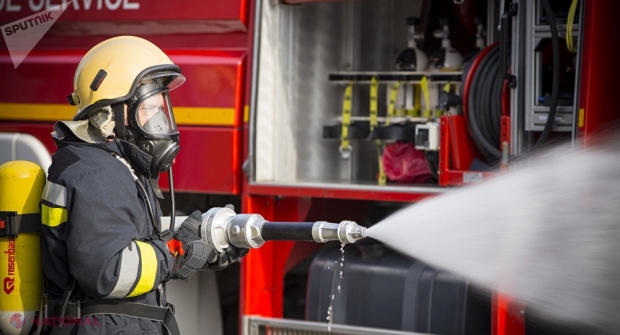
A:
149 177 165 199
112 103 126 139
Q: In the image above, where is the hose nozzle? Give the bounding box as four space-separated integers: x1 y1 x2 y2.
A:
312 220 366 244
197 207 367 252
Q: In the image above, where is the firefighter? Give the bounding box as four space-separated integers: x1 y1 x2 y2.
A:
39 36 248 334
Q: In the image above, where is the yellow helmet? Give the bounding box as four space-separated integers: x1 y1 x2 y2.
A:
69 36 185 120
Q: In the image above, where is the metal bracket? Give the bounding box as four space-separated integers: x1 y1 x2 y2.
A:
0 211 41 237
501 2 519 88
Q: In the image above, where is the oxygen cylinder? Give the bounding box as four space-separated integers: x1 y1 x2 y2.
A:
0 161 45 335
429 18 463 71
394 17 428 72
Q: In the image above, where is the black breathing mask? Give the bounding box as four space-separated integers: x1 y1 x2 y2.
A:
125 80 180 176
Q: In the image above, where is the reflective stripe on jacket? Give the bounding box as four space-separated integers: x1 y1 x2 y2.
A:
41 132 175 335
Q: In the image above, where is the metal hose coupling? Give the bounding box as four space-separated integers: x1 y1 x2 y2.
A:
199 207 367 252
312 220 367 244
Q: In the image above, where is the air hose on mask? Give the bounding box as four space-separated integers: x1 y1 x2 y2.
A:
168 167 175 231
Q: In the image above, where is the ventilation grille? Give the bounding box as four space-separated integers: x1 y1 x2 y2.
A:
243 316 428 335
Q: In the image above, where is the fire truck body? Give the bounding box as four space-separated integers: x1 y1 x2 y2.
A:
1 0 620 334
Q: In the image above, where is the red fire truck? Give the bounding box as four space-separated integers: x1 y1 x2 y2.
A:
1 0 619 334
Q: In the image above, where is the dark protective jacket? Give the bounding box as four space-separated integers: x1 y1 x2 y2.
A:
40 124 175 334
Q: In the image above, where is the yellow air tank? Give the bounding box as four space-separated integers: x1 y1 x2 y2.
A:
0 161 44 335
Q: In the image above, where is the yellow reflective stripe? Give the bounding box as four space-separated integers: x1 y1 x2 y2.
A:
41 204 67 227
0 103 235 126
105 242 140 299
174 106 235 126
127 241 158 298
0 103 74 121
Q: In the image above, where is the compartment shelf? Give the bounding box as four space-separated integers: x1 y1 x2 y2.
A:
328 71 462 84
248 181 448 202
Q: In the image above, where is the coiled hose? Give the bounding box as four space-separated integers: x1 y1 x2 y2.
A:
463 0 560 162
465 44 504 163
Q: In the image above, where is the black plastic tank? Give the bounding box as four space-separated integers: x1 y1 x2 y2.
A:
306 243 491 335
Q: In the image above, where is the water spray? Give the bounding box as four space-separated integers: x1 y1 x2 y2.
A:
164 207 366 252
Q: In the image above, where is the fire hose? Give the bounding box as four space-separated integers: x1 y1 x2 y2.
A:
163 207 367 253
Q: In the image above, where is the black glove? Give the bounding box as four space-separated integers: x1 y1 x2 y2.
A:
205 246 250 271
167 211 214 281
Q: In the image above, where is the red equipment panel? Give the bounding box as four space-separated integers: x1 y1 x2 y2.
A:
492 294 525 335
159 127 243 194
0 48 247 194
577 0 620 142
0 0 249 31
0 51 82 104
240 196 308 318
0 50 246 109
439 115 497 186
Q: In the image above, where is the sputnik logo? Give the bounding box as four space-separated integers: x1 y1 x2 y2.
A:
0 1 72 69
10 313 24 329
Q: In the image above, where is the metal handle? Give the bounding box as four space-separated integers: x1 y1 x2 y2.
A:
500 3 518 88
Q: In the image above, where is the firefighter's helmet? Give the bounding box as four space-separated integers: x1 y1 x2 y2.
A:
69 36 185 121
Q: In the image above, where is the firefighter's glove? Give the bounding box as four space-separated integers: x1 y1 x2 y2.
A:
167 210 214 281
205 246 250 271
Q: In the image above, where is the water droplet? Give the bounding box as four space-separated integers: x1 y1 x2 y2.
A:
327 243 347 330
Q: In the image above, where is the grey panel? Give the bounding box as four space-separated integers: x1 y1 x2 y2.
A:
291 1 349 182
255 0 425 184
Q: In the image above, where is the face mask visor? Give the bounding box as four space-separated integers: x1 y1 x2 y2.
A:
133 90 178 139
141 70 186 92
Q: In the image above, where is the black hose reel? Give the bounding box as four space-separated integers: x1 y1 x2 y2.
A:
462 44 505 165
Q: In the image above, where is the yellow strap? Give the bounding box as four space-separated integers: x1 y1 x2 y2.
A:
414 85 421 117
376 145 387 186
437 82 452 116
340 82 354 157
566 0 579 53
369 77 386 185
420 76 431 119
127 241 158 298
369 77 378 130
386 82 401 126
